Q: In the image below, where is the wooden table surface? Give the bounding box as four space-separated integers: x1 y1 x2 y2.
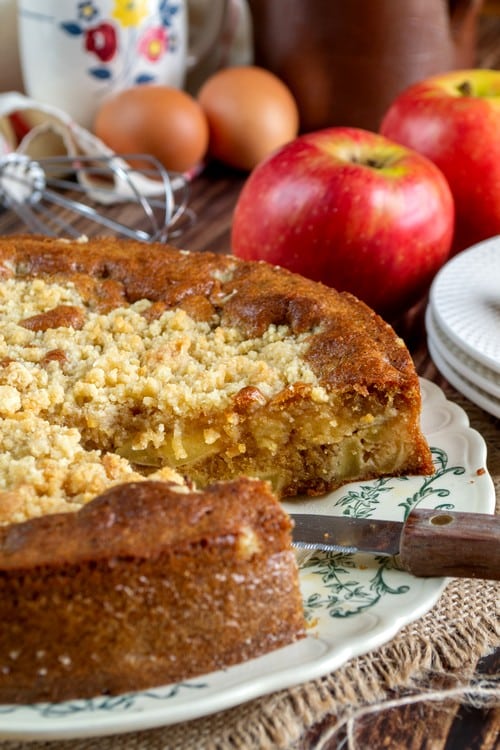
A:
0 12 499 750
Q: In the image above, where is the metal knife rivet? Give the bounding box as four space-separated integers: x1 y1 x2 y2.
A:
430 513 454 526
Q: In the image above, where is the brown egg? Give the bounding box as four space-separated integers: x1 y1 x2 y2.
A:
93 85 209 173
197 66 299 171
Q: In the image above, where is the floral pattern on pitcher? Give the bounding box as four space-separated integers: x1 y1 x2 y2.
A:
59 0 181 86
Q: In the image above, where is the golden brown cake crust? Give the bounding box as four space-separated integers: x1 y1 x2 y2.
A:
0 478 305 704
0 234 416 389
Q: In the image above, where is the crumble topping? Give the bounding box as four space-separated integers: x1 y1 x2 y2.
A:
0 276 325 524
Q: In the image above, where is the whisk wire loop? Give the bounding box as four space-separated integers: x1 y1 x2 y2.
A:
0 151 193 243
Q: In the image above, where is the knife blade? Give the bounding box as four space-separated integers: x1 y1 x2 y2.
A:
291 507 500 580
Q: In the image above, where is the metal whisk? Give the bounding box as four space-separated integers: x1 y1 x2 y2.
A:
0 151 194 243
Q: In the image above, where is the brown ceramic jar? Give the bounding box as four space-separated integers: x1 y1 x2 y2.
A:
247 0 483 132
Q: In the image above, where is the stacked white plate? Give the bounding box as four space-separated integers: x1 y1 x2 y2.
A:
426 235 500 419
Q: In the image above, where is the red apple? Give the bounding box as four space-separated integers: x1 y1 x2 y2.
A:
231 127 454 319
380 69 500 253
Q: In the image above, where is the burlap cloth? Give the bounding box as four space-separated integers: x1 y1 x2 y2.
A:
2 390 499 750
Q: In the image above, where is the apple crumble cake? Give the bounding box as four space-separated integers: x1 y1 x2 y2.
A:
0 234 432 526
0 234 433 703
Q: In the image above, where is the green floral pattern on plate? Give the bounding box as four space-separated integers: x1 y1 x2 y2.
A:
0 682 207 717
335 447 465 521
301 554 410 620
301 445 465 621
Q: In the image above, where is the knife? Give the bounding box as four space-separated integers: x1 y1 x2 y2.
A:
291 508 500 580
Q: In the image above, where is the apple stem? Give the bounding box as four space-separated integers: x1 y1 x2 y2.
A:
456 80 473 97
350 156 387 170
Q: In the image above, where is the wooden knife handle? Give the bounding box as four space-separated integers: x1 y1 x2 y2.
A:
399 508 500 580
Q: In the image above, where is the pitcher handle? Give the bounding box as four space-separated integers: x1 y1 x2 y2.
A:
187 0 230 70
448 0 484 66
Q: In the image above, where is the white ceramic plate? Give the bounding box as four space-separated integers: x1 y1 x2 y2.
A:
429 235 500 374
0 379 495 742
426 306 500 399
428 336 500 419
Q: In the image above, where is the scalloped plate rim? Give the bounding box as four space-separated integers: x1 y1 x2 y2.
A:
428 337 500 419
426 306 500 400
429 235 500 373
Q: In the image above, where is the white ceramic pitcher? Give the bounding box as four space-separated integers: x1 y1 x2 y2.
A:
17 0 228 128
